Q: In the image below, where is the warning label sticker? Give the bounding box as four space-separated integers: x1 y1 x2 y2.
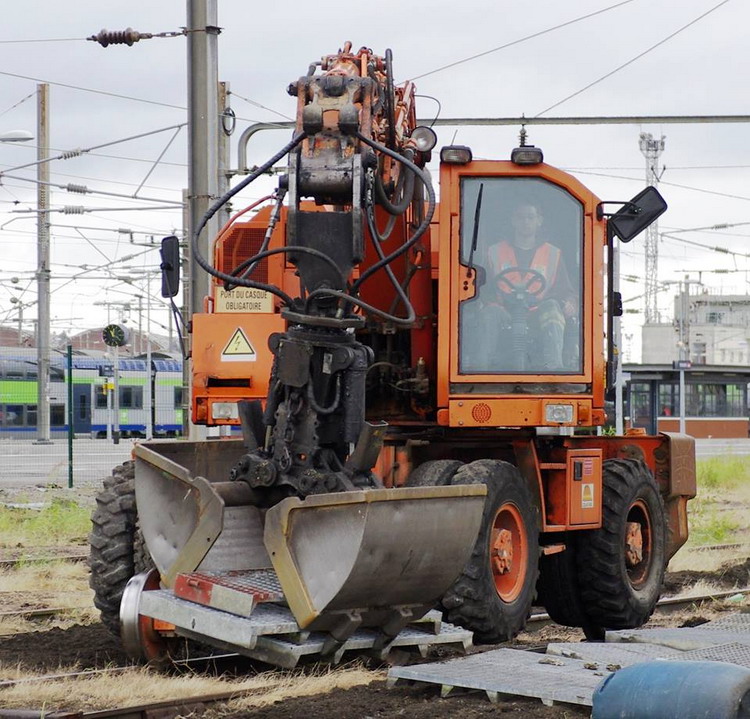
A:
216 287 273 314
221 328 257 362
581 483 595 509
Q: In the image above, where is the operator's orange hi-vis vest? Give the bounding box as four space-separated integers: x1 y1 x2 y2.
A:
490 241 561 303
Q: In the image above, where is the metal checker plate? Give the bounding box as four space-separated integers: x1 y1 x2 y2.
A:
703 613 750 632
547 641 681 666
679 642 750 668
252 621 472 666
606 627 750 651
178 569 283 600
387 648 607 707
139 590 299 648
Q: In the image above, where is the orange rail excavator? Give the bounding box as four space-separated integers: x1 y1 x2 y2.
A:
89 43 696 665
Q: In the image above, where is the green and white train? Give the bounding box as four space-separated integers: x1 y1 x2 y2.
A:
0 347 184 438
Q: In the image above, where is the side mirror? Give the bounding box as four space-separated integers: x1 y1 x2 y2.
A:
160 235 181 298
609 186 667 243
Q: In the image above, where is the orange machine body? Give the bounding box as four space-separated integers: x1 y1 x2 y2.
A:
189 156 693 549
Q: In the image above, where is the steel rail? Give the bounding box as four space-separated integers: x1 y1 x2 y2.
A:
527 586 750 625
0 554 88 569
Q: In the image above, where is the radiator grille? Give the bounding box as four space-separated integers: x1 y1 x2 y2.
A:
218 226 269 284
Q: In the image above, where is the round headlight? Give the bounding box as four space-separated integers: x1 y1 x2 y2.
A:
410 126 438 153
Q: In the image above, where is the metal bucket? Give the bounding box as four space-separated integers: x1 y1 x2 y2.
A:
264 485 486 635
134 439 269 587
134 438 486 641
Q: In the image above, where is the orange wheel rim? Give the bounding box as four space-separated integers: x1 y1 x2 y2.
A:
625 498 652 587
489 502 527 602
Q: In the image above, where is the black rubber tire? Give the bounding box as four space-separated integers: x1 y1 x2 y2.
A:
536 538 604 641
89 461 152 636
575 458 666 630
441 459 539 644
406 459 463 487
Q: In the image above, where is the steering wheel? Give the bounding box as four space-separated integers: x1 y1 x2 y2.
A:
494 267 547 303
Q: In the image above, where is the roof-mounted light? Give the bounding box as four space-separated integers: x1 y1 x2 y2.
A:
440 145 473 165
410 125 437 153
511 145 543 165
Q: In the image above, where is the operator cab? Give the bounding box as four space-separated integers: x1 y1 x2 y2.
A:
437 148 608 430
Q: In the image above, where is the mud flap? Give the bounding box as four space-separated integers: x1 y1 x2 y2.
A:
263 485 486 638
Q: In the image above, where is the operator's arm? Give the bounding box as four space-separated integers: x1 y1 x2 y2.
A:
550 253 577 318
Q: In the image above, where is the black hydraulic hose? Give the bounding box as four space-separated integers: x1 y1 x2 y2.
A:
374 149 416 216
226 245 346 294
304 286 416 326
352 132 435 293
306 376 341 415
364 179 416 324
191 132 306 303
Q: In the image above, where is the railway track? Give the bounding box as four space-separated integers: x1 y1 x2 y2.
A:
0 586 746 718
0 553 88 569
526 586 750 627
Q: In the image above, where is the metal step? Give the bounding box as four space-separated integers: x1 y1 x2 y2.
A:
173 569 284 618
139 589 472 668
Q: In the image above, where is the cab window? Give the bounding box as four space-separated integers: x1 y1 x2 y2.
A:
458 177 583 375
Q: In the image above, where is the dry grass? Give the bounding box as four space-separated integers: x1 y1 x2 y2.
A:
668 544 749 573
0 562 93 611
0 561 96 634
208 665 381 716
0 608 99 637
0 663 380 712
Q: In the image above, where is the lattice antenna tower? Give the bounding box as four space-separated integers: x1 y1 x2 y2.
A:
639 133 666 323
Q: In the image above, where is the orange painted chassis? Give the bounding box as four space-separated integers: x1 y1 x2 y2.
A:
189 159 696 557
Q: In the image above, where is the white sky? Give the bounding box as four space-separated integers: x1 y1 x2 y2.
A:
0 0 747 360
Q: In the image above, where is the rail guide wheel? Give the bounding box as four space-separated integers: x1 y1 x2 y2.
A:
120 569 173 665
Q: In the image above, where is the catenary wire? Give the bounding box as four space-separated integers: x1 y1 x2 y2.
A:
535 0 733 116
406 0 637 82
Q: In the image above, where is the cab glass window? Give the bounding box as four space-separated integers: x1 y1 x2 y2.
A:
458 177 584 375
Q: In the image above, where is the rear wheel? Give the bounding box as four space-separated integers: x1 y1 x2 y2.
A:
576 458 666 630
536 538 604 640
442 459 539 643
406 459 463 487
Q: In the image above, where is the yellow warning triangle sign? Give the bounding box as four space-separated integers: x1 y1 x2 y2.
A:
221 328 256 361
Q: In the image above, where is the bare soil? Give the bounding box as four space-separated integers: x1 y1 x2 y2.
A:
0 557 747 719
227 682 592 719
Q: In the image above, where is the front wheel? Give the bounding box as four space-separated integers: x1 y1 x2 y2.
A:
89 461 153 635
441 459 539 643
575 458 666 630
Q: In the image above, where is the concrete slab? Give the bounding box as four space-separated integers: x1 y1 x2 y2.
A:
388 647 608 707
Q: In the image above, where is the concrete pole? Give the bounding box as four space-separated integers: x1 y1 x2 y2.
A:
113 345 120 444
217 80 231 226
145 285 153 440
35 83 52 444
187 0 220 440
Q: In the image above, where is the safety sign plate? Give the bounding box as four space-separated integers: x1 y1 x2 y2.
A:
221 328 257 362
581 483 594 509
